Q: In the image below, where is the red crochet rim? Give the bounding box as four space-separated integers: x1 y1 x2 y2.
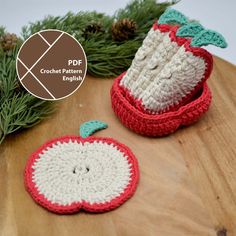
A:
24 136 139 214
111 73 212 136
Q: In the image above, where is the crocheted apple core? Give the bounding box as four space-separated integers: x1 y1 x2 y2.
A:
120 25 209 115
111 9 227 136
25 136 139 214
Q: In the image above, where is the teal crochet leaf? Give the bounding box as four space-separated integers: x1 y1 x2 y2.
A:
191 29 228 48
176 23 204 37
158 8 188 26
80 120 108 138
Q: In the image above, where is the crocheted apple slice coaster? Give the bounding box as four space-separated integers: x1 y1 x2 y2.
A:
111 9 227 136
119 9 226 115
24 121 139 214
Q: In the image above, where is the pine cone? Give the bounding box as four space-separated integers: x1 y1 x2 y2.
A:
83 23 105 39
112 18 137 42
0 33 18 52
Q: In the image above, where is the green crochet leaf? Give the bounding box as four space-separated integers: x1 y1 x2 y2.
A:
176 23 204 37
158 8 188 26
191 29 228 48
80 120 108 138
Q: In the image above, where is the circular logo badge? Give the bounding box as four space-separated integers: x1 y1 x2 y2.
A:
16 30 87 100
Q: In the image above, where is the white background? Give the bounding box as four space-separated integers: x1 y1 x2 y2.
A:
0 0 235 65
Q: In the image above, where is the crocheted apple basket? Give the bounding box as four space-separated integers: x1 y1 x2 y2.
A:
111 9 227 136
24 121 139 214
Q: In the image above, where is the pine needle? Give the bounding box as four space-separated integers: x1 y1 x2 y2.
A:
22 0 176 78
0 0 176 144
0 47 54 144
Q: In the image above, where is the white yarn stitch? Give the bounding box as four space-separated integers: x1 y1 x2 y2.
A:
120 28 166 88
140 46 206 113
32 140 132 206
119 25 207 114
128 34 180 97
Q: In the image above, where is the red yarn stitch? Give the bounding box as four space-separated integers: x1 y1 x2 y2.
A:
110 21 213 136
152 22 213 113
111 73 212 136
152 21 172 32
122 22 213 116
24 136 139 214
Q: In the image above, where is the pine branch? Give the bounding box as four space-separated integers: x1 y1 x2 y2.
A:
0 0 176 144
84 38 140 77
21 0 176 78
114 0 175 32
0 48 54 144
22 11 113 40
0 27 5 37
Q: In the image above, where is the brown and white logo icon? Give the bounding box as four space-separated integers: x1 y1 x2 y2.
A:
16 30 87 100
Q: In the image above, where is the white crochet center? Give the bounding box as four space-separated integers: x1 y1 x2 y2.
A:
120 28 206 114
32 140 132 206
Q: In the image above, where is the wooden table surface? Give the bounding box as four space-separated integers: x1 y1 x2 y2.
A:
0 57 235 236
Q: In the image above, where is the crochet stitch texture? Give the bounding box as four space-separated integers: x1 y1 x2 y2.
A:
80 120 108 138
111 73 211 136
119 23 213 114
111 9 227 136
25 136 139 214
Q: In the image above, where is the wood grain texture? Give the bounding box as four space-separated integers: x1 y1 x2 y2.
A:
0 56 235 236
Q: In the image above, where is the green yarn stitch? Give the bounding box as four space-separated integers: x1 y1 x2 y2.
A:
158 8 188 25
80 120 108 138
176 22 204 37
158 8 227 48
191 29 228 48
